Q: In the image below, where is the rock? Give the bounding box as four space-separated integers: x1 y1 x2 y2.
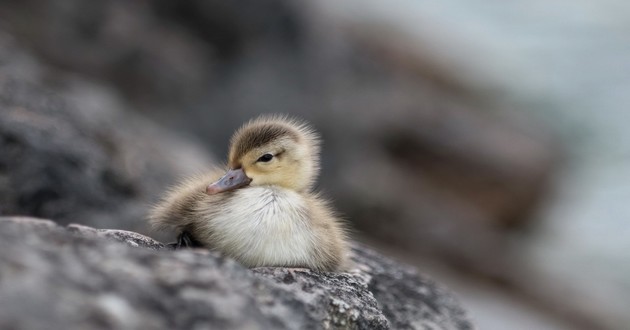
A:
0 217 473 330
66 224 166 250
0 32 212 234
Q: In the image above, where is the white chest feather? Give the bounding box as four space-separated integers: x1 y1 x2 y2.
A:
202 187 316 267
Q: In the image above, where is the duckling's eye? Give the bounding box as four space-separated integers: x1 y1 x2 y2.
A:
257 153 274 162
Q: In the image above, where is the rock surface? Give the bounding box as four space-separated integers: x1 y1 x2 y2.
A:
0 217 472 330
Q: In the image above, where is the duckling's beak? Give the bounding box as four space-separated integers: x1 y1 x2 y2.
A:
205 168 252 195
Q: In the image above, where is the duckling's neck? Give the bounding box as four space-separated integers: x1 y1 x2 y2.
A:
204 186 317 268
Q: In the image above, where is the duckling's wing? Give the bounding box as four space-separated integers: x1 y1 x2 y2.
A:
305 193 351 271
148 169 223 232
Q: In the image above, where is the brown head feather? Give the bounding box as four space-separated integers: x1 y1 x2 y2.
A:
229 124 298 167
227 115 319 168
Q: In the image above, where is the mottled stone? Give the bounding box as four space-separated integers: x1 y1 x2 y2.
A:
67 224 166 250
0 217 473 329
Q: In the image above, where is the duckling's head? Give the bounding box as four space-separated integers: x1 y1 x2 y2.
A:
206 115 320 194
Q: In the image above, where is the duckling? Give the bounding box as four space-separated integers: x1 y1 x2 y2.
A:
149 115 349 272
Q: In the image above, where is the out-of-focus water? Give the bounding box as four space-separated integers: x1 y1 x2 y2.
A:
320 0 630 327
417 0 630 315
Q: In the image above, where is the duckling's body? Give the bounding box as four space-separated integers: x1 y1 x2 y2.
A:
150 116 348 271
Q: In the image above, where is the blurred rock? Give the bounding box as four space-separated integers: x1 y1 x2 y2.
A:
0 33 212 233
0 217 473 330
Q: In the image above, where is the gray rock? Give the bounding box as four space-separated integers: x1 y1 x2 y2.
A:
66 224 166 250
0 32 212 234
0 217 473 330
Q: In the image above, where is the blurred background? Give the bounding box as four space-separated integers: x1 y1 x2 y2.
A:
0 1 628 329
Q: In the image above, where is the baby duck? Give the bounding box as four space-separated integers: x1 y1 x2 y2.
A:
149 115 349 272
